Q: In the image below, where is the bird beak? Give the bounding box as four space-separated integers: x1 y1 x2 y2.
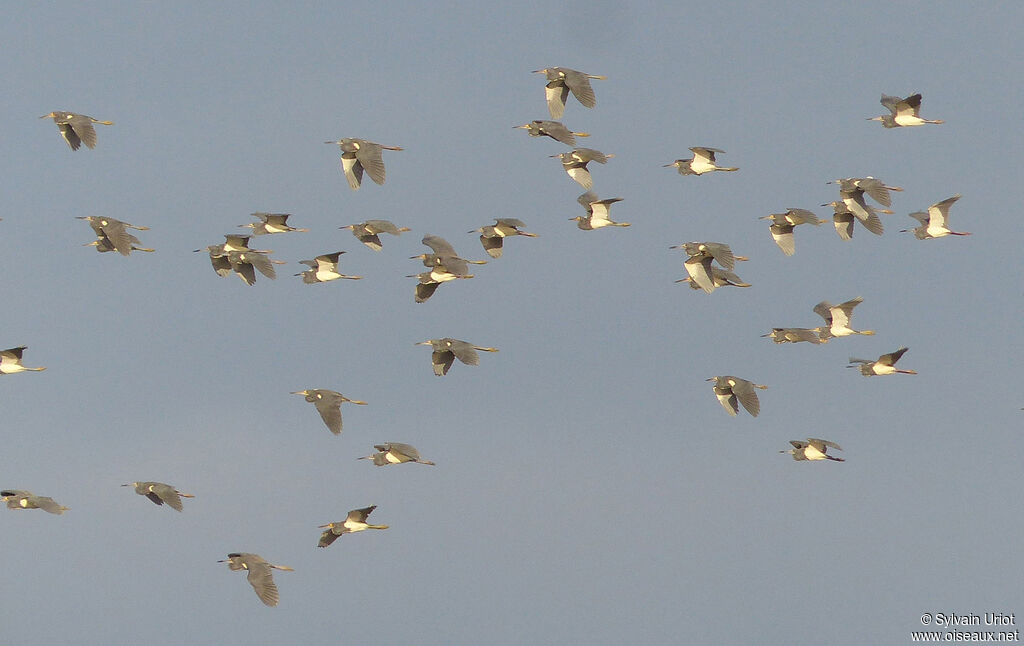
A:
513 124 528 129
414 341 430 346
290 390 310 396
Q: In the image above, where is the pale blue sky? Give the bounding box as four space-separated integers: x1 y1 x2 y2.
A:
1 3 1021 645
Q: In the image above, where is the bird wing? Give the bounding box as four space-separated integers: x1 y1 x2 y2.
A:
541 121 576 146
683 257 716 294
348 506 376 523
576 191 598 213
729 378 761 417
879 94 902 115
415 281 440 303
855 178 894 207
703 242 735 270
832 297 863 329
98 220 135 256
318 528 341 548
341 153 363 190
906 211 930 225
561 69 597 108
245 560 280 606
859 210 884 236
716 391 739 416
58 122 83 150
544 82 569 119
365 219 402 235
769 225 795 256
878 347 908 367
354 142 387 185
152 483 184 511
480 234 503 258
813 301 834 324
689 147 719 165
833 214 854 240
900 93 923 117
807 438 842 452
928 194 961 228
422 234 457 256
241 251 277 279
312 392 344 435
432 349 455 375
449 341 481 366
67 115 99 149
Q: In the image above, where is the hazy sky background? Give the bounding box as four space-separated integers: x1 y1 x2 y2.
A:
1 2 1021 645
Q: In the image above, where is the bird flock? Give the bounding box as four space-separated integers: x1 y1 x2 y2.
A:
9 83 966 606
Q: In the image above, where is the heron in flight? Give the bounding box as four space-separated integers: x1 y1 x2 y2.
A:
41 111 113 150
901 194 970 239
514 120 589 147
848 347 917 376
122 482 194 512
0 346 46 374
812 297 875 342
760 208 821 256
868 93 944 127
1 490 68 514
318 506 389 547
532 67 606 119
762 328 822 345
240 213 309 235
550 148 613 189
416 338 498 376
707 376 767 417
340 219 411 251
469 219 537 258
291 389 367 435
297 252 363 283
359 442 436 466
219 553 293 607
781 439 845 462
325 138 403 190
665 147 738 175
573 191 629 230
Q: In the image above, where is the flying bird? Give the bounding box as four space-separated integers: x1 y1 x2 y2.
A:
40 111 113 150
416 338 498 376
296 252 363 283
762 328 822 345
707 376 767 417
532 67 606 119
219 553 293 607
550 148 613 189
359 442 436 466
665 147 738 175
469 218 537 258
291 389 367 435
573 191 629 230
514 120 589 147
318 506 389 547
671 242 744 293
813 297 876 342
781 439 845 462
122 482 194 512
675 266 751 290
868 93 944 128
848 347 917 376
340 219 411 251
325 138 403 190
901 194 970 239
760 208 821 256
239 213 309 235
0 346 46 374
1 490 68 514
